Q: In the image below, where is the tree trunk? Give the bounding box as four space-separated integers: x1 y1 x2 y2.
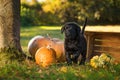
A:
0 0 23 64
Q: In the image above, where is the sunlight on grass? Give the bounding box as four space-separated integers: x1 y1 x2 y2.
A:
40 26 61 30
20 26 63 53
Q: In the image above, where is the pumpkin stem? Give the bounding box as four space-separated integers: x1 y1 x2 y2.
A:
47 45 51 49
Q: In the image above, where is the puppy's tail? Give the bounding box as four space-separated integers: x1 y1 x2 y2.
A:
81 18 87 34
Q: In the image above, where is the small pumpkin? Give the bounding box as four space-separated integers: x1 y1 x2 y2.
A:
35 46 56 67
28 36 52 57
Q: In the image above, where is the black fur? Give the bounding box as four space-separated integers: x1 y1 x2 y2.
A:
61 18 87 65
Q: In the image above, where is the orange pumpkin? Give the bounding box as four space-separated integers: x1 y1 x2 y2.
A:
28 36 52 57
51 41 65 62
35 46 56 67
28 35 65 62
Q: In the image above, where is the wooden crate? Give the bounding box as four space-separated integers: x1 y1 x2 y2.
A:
85 26 120 63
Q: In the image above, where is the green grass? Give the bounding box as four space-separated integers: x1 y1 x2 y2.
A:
0 62 120 80
0 26 120 80
20 26 63 53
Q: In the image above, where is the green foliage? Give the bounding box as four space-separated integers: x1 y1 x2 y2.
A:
62 0 120 24
21 0 120 26
21 3 42 26
0 62 40 80
0 62 120 80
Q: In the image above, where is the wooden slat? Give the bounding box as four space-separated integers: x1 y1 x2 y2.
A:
94 35 120 41
94 38 120 48
94 43 120 48
94 50 120 54
86 33 94 60
85 26 120 33
93 46 120 52
93 34 120 49
94 38 120 43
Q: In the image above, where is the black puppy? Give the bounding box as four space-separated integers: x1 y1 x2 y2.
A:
61 18 87 65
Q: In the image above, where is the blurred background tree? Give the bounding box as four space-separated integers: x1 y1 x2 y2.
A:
21 0 120 26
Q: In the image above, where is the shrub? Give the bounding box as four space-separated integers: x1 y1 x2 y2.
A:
90 53 113 68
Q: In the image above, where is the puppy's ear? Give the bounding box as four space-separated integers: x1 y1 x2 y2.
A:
61 26 65 34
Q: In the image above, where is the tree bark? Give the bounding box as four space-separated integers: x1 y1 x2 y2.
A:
0 0 23 63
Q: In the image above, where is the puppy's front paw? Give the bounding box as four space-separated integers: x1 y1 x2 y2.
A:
67 59 72 65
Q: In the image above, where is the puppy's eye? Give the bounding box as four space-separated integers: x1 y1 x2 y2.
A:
65 26 69 29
